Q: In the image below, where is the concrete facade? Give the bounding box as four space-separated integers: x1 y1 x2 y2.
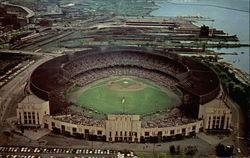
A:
16 95 50 127
41 114 203 142
17 94 232 142
198 99 232 130
105 115 141 142
43 115 105 138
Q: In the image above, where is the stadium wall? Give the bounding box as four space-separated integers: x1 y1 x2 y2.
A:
42 115 203 142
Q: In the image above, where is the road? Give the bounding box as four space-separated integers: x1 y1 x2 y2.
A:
1 2 35 18
0 153 117 158
0 56 53 124
225 95 247 156
0 50 62 57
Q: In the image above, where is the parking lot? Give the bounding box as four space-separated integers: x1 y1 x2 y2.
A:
0 146 136 158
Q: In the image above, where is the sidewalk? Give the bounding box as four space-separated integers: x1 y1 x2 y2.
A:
23 128 51 141
197 132 233 146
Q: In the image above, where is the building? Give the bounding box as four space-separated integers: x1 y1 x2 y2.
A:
16 46 232 142
199 99 232 131
1 2 35 24
47 5 62 15
17 93 231 142
16 95 49 128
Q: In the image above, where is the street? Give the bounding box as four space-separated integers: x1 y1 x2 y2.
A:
0 56 53 123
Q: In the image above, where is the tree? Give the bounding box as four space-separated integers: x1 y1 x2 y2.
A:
175 134 184 140
216 144 226 156
52 127 60 134
216 144 234 157
75 133 84 139
89 135 97 141
140 136 145 143
150 136 158 143
101 135 106 141
225 146 234 157
176 145 181 154
185 146 198 155
169 145 176 155
164 136 173 142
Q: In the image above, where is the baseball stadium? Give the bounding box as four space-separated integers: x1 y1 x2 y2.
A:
17 46 232 142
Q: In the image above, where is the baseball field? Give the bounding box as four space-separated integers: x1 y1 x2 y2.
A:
67 77 179 114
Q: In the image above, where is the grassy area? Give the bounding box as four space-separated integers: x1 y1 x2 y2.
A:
66 87 80 100
68 77 174 114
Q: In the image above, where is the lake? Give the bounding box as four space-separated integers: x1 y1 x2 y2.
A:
151 0 249 74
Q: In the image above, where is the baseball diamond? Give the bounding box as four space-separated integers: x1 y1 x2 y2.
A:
67 77 179 114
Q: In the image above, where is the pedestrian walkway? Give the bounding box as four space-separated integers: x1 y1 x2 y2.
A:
197 132 228 145
23 128 50 140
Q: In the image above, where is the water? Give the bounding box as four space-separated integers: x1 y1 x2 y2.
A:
151 0 250 74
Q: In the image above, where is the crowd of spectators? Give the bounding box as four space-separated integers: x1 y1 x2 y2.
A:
142 108 193 128
53 110 105 127
53 106 192 128
72 66 178 88
61 52 187 80
50 51 197 127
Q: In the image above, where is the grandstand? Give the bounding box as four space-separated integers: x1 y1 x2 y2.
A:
17 46 231 143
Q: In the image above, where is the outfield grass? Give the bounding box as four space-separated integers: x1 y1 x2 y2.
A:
68 77 175 114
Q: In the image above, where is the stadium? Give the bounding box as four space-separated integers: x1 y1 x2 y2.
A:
17 46 232 142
